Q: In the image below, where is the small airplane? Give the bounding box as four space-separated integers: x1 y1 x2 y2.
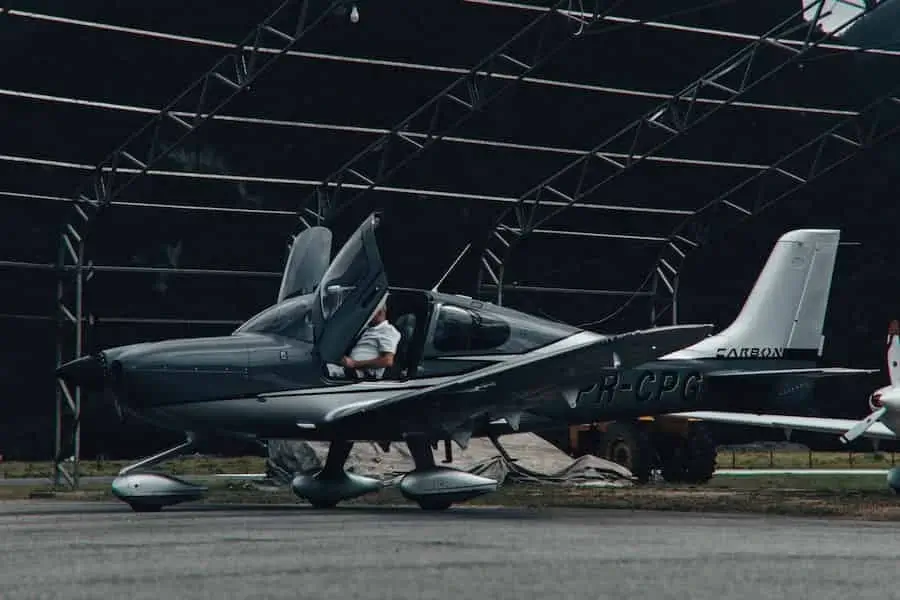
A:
55 213 873 511
56 211 715 511
673 320 900 491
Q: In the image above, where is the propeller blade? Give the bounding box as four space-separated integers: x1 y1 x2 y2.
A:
840 406 888 444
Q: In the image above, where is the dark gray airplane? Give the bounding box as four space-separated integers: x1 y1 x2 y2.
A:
57 214 873 512
57 212 715 511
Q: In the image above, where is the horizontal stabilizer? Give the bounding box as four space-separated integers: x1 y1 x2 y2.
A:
706 367 879 379
669 410 900 441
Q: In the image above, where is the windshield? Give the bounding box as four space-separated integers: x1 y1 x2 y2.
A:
233 294 315 342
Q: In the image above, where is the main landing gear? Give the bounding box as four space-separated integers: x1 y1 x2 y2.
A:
291 437 499 510
110 434 209 512
110 434 499 512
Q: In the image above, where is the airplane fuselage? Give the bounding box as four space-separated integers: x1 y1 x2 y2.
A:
77 330 820 444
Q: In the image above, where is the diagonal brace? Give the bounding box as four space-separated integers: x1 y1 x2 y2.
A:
652 85 900 310
64 0 347 244
490 0 876 240
301 0 630 226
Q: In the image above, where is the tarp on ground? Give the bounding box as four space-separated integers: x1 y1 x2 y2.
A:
263 435 635 488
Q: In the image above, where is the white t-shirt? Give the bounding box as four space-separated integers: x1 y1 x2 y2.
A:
348 320 402 379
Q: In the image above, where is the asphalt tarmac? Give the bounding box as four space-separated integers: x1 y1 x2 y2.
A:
0 501 895 600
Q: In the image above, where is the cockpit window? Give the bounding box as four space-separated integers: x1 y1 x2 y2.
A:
233 294 314 342
433 305 511 352
427 301 577 357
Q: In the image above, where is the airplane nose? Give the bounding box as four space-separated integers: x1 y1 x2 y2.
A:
56 353 107 391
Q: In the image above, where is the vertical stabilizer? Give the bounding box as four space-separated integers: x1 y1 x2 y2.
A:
887 320 900 386
277 226 333 303
664 229 840 360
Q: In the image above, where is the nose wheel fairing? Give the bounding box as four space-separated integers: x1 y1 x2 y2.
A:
111 473 208 511
108 435 209 512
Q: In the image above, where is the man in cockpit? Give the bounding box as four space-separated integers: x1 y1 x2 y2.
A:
335 296 401 380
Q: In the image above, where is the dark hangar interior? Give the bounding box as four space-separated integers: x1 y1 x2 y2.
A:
2 0 900 460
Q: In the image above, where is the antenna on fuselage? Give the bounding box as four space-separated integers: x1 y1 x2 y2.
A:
431 243 472 293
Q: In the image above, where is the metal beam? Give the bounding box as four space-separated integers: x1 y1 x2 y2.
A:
0 87 778 171
467 0 900 58
4 8 870 117
505 228 668 242
0 190 297 216
2 155 693 216
1 313 243 326
480 284 655 297
298 0 630 225
1 261 279 277
63 0 344 232
475 0 875 306
648 83 900 323
92 317 244 326
52 0 346 489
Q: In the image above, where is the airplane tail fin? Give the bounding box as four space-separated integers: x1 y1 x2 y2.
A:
887 320 900 386
665 229 840 361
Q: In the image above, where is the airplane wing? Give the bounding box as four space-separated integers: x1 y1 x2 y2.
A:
670 410 900 441
317 324 715 434
705 367 880 379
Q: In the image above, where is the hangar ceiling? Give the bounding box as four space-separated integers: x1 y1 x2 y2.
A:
2 0 900 474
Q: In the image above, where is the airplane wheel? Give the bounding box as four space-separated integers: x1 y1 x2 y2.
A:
309 500 339 509
659 425 715 484
681 424 716 484
659 436 689 483
598 422 652 483
417 499 452 511
130 504 163 513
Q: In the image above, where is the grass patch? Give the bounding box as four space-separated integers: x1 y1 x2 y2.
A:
0 456 267 479
4 472 900 521
715 449 898 470
2 450 896 480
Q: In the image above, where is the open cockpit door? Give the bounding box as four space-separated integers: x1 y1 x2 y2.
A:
312 212 388 364
277 226 333 302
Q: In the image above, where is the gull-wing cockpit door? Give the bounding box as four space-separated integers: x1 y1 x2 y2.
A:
277 226 333 302
312 212 388 363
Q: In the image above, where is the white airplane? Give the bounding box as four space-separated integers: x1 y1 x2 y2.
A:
673 320 900 490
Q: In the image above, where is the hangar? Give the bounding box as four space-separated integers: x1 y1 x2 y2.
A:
2 0 900 483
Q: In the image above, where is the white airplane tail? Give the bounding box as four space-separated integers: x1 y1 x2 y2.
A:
665 229 840 361
887 320 900 386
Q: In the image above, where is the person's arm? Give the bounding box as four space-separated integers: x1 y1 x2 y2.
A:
341 327 400 370
341 353 393 369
